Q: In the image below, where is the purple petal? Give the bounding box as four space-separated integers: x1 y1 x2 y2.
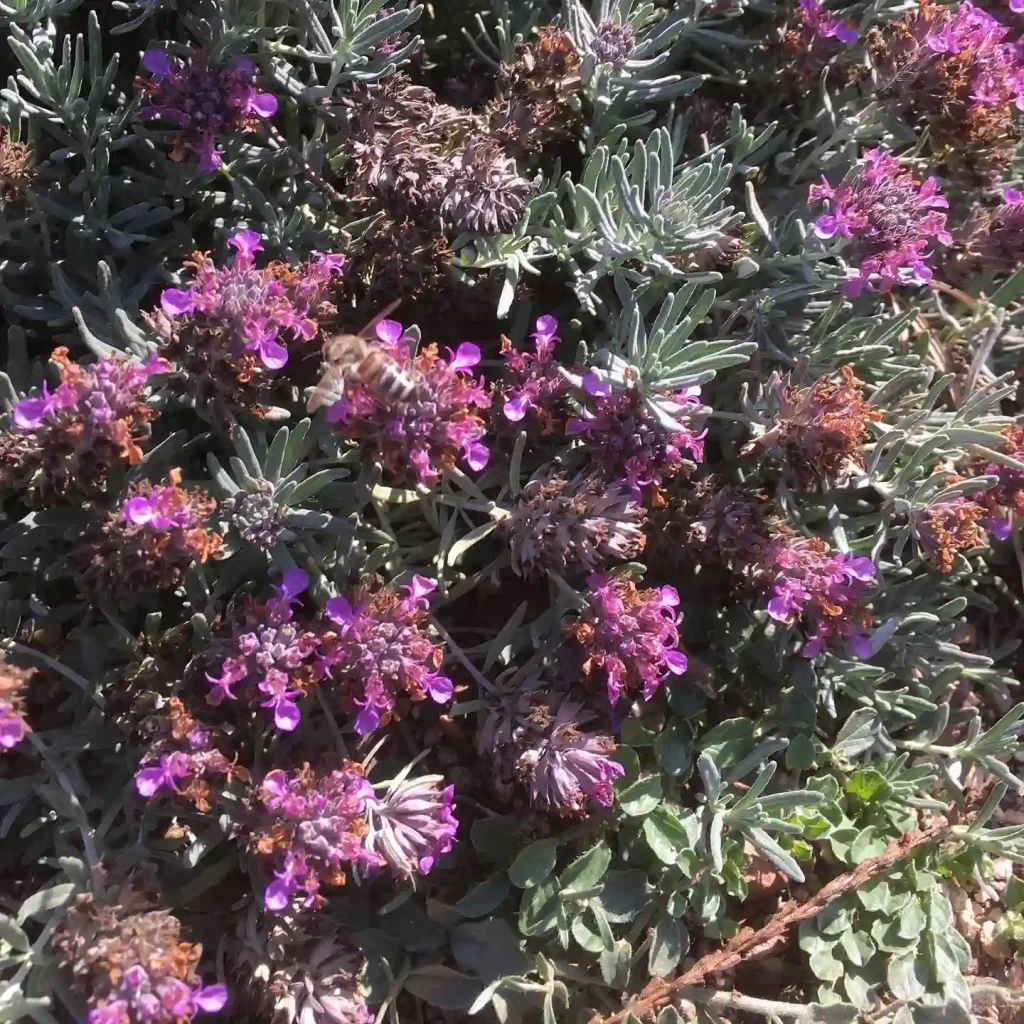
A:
0 718 25 748
846 556 876 581
231 56 256 77
273 699 301 732
503 394 531 421
229 230 263 262
193 985 228 1014
261 770 287 797
849 633 874 659
767 595 793 621
12 395 49 430
990 517 1012 540
664 650 688 675
160 288 195 317
813 214 840 239
464 441 489 471
326 596 355 625
835 22 858 43
264 879 291 912
1004 189 1024 205
257 336 289 370
134 767 166 797
448 342 481 372
248 92 277 118
426 675 453 704
123 496 155 525
376 319 404 347
278 567 309 600
196 138 223 173
582 373 612 397
354 704 380 735
142 49 173 76
406 575 436 599
534 315 558 336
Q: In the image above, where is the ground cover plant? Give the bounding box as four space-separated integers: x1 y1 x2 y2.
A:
5 0 1024 1022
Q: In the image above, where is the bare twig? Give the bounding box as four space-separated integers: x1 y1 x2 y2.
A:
677 987 818 1019
589 821 949 1024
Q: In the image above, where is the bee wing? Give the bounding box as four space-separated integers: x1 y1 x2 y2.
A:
306 365 348 413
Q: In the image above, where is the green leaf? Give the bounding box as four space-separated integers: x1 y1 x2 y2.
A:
379 902 446 953
599 939 631 988
618 774 662 816
849 827 887 863
810 948 845 983
898 897 927 940
456 874 510 918
855 878 891 913
518 878 560 936
845 769 891 804
471 816 521 862
655 717 693 776
597 870 650 923
403 966 483 1011
643 806 694 865
838 929 875 967
0 913 29 951
887 954 927 1001
786 733 817 771
621 718 657 747
648 913 688 978
508 838 558 888
697 718 755 772
560 842 611 894
18 883 75 922
451 920 528 981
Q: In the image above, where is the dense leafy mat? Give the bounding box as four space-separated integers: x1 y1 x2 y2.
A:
3 2 1024 1023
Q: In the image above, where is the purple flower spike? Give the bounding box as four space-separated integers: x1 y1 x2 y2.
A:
364 775 458 877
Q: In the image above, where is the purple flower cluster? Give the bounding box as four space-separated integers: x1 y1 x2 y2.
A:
497 315 570 431
254 765 379 912
810 148 952 296
566 574 687 705
327 320 490 485
160 231 344 372
319 576 453 734
569 382 705 493
479 691 624 816
88 966 227 1024
591 20 636 67
364 775 458 877
796 0 858 43
134 699 242 811
762 537 874 657
204 570 320 732
139 50 277 171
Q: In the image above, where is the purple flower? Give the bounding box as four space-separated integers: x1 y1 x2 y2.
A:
123 479 203 530
592 19 636 66
568 384 705 494
156 232 344 376
363 775 458 876
319 577 452 734
809 148 952 295
761 536 875 657
506 471 647 577
202 576 320 732
326 323 490 485
798 0 858 44
254 766 380 912
138 50 277 171
566 575 687 705
497 316 570 431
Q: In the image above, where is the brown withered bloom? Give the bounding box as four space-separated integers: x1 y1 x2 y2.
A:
53 883 227 1024
438 138 533 235
669 232 747 274
0 656 32 751
750 366 880 485
949 191 1024 280
914 497 988 572
69 469 221 603
489 26 582 155
504 471 647 578
0 127 34 208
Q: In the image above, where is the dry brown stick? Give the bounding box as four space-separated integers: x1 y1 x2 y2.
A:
590 820 950 1024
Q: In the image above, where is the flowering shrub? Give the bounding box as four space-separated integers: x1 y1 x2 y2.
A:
5 3 1024 1024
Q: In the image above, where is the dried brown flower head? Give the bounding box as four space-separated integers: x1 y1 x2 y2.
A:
915 496 988 572
0 127 34 208
753 366 880 485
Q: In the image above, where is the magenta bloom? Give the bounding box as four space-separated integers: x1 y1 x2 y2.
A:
204 570 319 733
254 766 380 912
809 148 952 296
158 231 344 372
498 315 570 427
567 574 687 705
762 537 874 657
86 964 226 1024
319 576 452 735
797 0 858 43
327 324 490 485
0 700 27 750
364 775 458 876
139 49 277 171
568 383 705 493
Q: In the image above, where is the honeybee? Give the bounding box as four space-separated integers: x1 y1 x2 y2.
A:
306 300 422 413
